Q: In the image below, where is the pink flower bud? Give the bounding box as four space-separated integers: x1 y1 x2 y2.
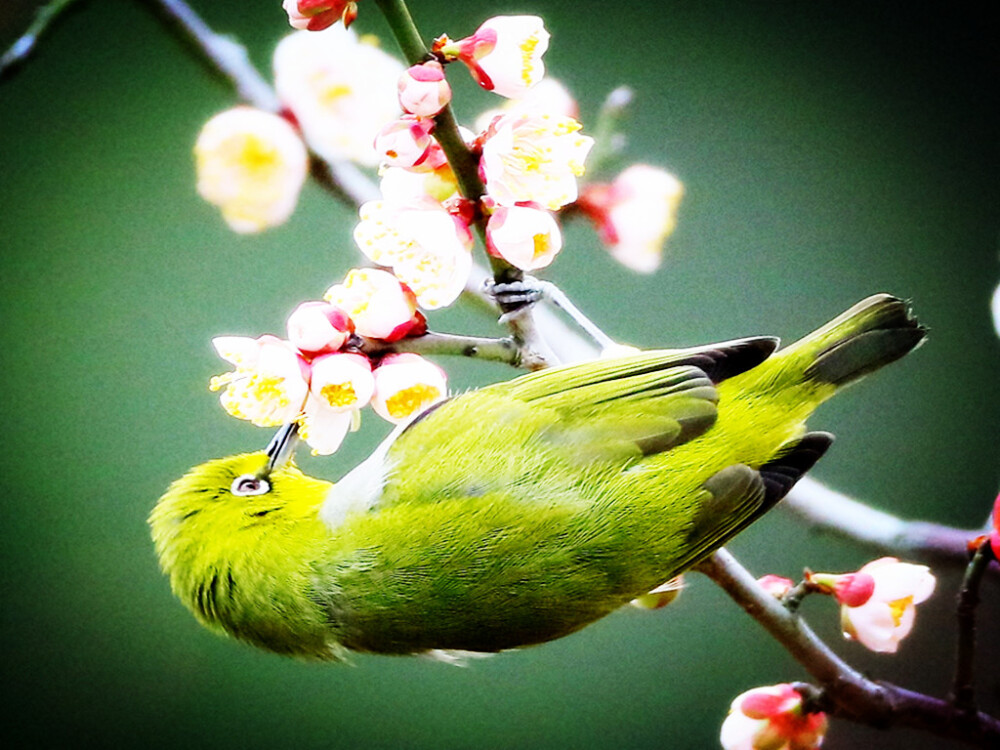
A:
371 353 448 424
286 301 353 356
756 574 795 599
283 0 358 31
398 61 452 117
806 570 875 607
373 115 438 170
720 684 827 750
486 204 562 270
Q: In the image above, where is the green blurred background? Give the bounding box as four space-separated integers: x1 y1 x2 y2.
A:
1 1 997 748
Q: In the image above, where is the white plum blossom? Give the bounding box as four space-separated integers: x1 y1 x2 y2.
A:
378 164 458 204
285 301 353 356
481 112 593 210
353 198 473 309
300 352 375 455
209 335 308 427
720 684 828 750
324 268 423 341
273 25 404 166
486 203 562 271
444 15 549 100
836 557 936 653
474 76 578 133
371 353 448 423
578 164 684 273
194 107 308 233
398 60 451 117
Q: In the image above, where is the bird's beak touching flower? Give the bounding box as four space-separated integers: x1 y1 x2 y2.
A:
264 421 300 475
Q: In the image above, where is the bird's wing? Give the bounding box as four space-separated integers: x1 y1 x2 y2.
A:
372 341 777 510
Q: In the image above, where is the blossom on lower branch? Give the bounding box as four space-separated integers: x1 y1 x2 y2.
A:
210 335 309 427
210 285 447 453
720 684 827 750
300 352 374 454
808 557 936 653
371 353 448 424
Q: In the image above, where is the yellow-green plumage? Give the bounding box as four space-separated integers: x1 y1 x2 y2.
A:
150 294 924 660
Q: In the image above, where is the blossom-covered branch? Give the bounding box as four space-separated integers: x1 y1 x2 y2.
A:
698 548 1000 746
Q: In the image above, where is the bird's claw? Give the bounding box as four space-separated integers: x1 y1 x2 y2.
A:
485 276 546 320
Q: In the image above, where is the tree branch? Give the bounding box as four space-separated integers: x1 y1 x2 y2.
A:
951 541 994 715
784 477 990 569
355 330 535 368
1 0 84 81
697 548 1000 746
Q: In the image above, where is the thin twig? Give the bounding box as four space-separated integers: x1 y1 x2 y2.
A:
697 549 1000 746
784 477 990 569
356 331 529 368
144 0 279 111
1 0 83 81
951 542 994 715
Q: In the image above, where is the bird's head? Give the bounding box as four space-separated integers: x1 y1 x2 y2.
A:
149 424 334 643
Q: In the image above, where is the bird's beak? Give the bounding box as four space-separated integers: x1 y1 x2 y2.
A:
262 421 300 476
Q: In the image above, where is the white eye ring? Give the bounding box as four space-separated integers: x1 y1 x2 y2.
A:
231 474 271 497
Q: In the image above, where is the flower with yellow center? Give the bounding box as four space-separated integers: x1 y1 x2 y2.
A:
442 15 550 100
273 25 404 166
371 353 447 424
324 268 422 341
836 557 936 653
353 198 473 310
194 107 308 233
481 112 594 210
485 204 562 271
209 335 309 427
299 352 375 455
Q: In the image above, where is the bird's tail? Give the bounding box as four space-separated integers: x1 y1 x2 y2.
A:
771 293 926 389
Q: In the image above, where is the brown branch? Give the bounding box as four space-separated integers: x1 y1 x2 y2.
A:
697 548 1000 746
951 541 995 715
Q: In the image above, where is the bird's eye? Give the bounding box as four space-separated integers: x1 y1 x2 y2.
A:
231 474 271 497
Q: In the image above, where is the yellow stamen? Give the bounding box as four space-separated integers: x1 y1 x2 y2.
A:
321 382 358 408
385 384 440 418
519 35 540 87
532 232 551 260
888 596 913 627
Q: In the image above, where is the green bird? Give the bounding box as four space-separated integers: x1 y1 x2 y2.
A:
150 294 924 660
